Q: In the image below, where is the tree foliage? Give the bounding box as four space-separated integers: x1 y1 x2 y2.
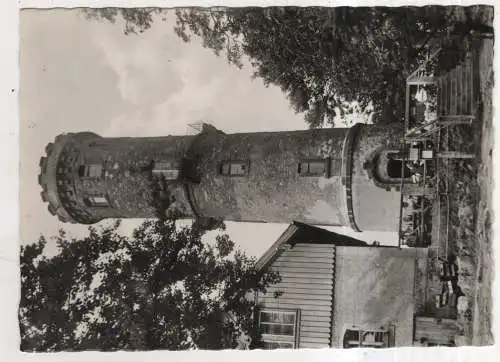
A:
84 6 492 127
84 7 165 35
19 218 280 351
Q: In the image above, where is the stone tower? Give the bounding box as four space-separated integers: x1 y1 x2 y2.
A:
39 123 405 232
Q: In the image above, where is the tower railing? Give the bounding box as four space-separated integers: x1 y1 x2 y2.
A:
186 122 206 135
398 40 478 250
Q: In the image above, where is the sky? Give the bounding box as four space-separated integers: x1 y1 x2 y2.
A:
19 8 398 259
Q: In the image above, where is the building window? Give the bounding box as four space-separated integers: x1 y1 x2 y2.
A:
262 341 295 349
342 327 392 348
220 161 249 176
258 309 299 349
387 159 404 178
298 159 329 177
330 158 342 176
79 164 103 178
83 195 109 207
152 161 180 180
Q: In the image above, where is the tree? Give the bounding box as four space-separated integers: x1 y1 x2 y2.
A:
84 7 165 35
84 6 492 127
19 218 280 351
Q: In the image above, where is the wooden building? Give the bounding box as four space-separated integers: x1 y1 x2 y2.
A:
253 222 424 349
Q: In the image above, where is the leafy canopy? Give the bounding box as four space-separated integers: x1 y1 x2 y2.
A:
84 6 490 127
20 219 279 351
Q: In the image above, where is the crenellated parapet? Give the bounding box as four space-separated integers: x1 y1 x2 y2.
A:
39 134 76 223
39 132 105 224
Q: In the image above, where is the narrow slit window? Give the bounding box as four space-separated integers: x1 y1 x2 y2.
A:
258 309 299 349
79 164 103 178
152 161 180 180
298 159 328 176
83 195 109 207
220 161 249 176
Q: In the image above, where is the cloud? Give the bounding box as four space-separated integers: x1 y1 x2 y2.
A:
98 10 309 137
20 9 356 259
19 10 136 244
92 13 186 107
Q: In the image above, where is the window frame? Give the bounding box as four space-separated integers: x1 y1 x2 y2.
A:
83 194 110 208
261 341 295 349
219 160 250 177
79 163 104 178
258 308 300 349
151 161 181 181
298 158 331 177
342 327 392 349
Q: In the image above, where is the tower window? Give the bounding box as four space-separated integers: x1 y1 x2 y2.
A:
298 159 329 177
79 164 103 178
258 309 299 349
83 195 109 207
330 158 342 176
220 161 249 176
152 161 180 180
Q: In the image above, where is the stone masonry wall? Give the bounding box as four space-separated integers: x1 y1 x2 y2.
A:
351 125 405 232
41 133 195 224
188 129 351 226
41 125 406 230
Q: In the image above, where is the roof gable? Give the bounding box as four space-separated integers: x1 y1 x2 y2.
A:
255 221 366 272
